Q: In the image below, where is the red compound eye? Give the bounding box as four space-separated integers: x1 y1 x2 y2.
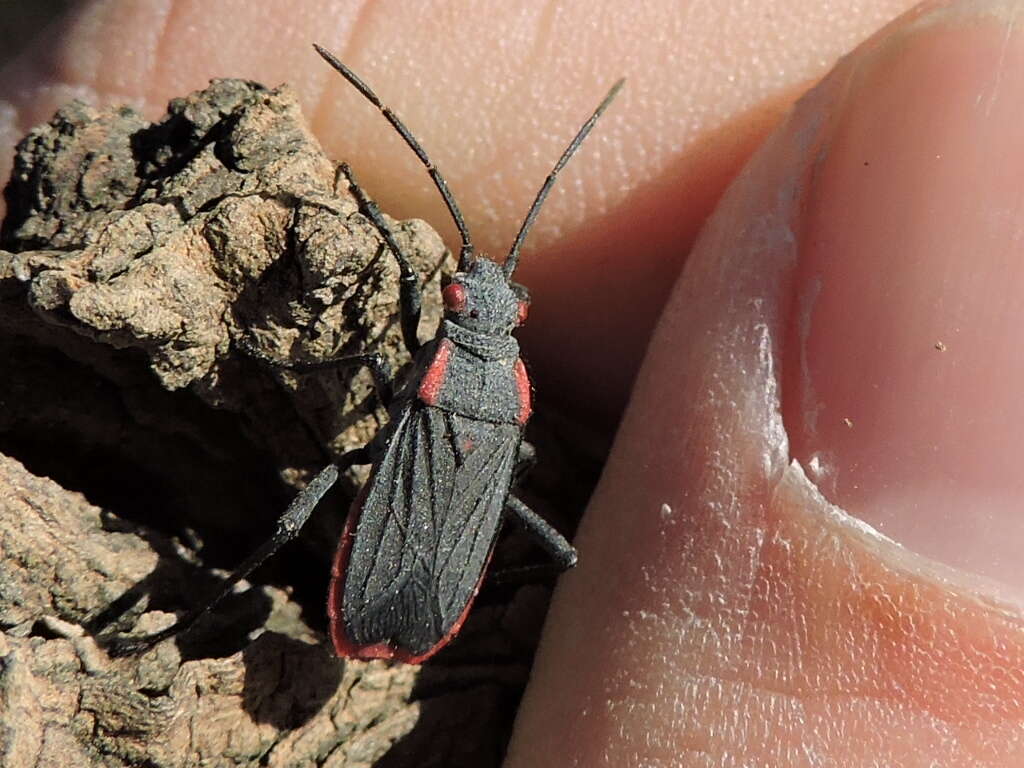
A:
442 283 467 313
516 299 529 326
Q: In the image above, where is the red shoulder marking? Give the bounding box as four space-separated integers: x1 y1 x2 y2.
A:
418 339 454 406
514 358 532 424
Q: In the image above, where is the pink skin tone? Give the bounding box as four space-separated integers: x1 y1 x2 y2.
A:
5 0 1024 763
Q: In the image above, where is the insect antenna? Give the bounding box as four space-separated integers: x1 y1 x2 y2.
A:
504 78 624 278
313 44 475 269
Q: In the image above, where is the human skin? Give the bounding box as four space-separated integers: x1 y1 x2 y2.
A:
4 0 1024 764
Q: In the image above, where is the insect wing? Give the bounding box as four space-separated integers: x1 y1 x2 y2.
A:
329 402 521 661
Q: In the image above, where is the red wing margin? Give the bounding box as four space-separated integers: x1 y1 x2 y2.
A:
330 402 521 659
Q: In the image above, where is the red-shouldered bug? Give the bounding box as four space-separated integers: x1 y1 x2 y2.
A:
111 45 623 663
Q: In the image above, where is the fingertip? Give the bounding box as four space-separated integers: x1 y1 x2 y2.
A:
510 2 1024 765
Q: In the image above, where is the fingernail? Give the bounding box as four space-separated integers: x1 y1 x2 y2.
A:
784 2 1024 590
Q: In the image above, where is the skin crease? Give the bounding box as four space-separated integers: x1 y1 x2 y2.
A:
3 0 1024 764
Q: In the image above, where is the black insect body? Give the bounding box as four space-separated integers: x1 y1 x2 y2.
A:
329 258 538 661
111 45 622 663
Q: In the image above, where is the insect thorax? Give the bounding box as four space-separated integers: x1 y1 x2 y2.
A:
411 323 530 425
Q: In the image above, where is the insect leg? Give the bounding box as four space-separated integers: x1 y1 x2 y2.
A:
504 495 578 570
339 162 423 357
242 341 394 407
514 440 537 482
108 450 369 656
285 352 394 407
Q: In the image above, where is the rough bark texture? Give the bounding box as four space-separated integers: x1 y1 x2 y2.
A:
0 79 594 767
